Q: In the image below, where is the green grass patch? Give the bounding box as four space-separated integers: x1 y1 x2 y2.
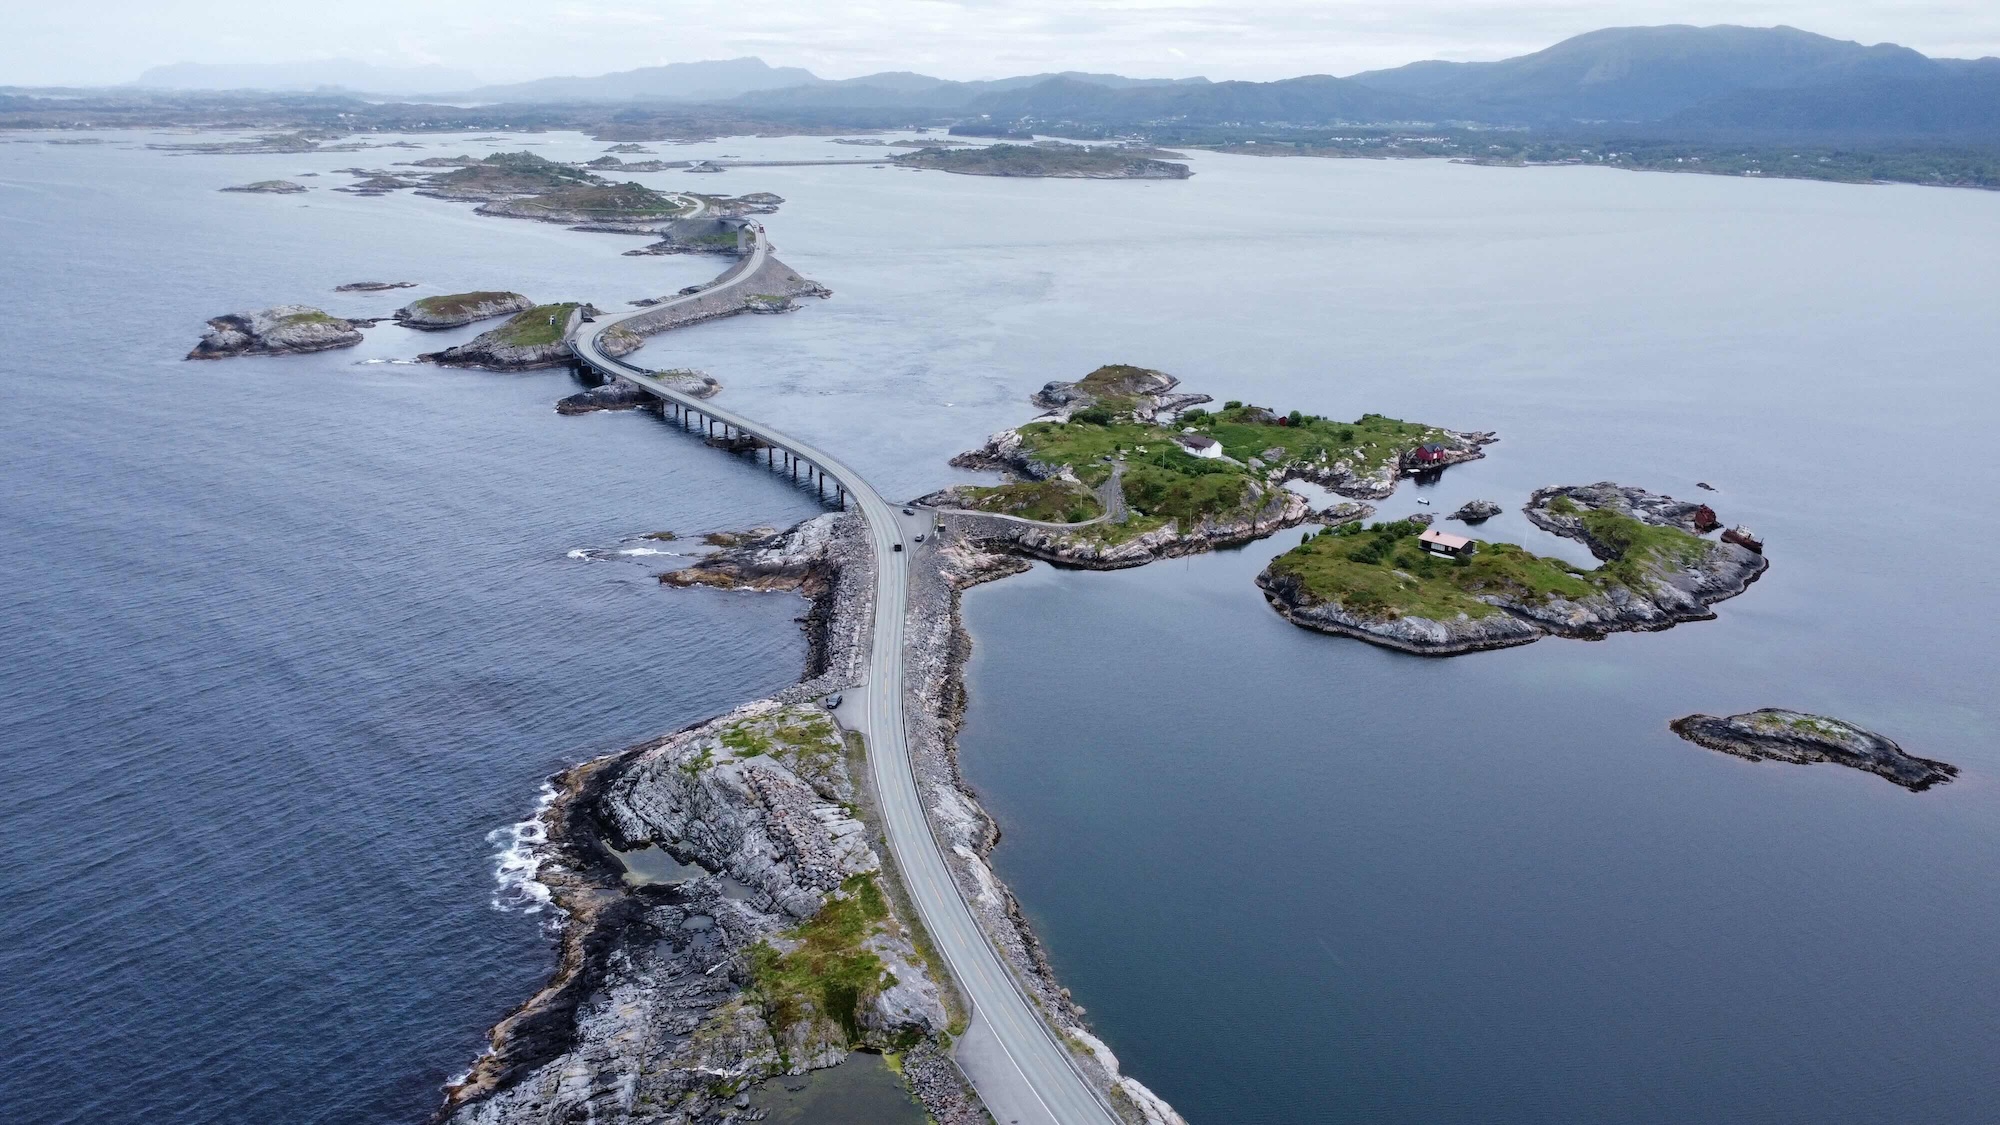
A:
956 480 1102 523
1579 507 1712 586
1269 520 1595 620
492 303 580 347
279 310 338 327
512 181 681 215
1196 407 1448 476
749 874 892 1049
409 291 522 318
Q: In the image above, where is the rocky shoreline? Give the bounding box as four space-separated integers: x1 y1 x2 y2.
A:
443 516 986 1125
453 504 1189 1125
1670 710 1958 792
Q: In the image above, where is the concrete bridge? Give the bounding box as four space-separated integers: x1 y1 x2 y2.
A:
566 228 1124 1125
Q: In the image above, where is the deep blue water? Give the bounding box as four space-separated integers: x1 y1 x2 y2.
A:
4 128 1998 1124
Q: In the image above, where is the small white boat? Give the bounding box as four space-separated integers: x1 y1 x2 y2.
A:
1416 498 1431 506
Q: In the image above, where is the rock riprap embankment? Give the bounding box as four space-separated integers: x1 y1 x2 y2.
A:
186 306 363 359
393 291 535 330
557 369 721 415
1257 482 1769 655
1670 710 1957 791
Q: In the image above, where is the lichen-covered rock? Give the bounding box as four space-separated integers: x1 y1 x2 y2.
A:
185 305 362 359
1670 710 1957 792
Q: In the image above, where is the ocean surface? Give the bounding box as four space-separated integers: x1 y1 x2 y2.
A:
3 129 1997 1123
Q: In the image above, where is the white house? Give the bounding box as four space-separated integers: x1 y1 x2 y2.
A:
1176 433 1223 459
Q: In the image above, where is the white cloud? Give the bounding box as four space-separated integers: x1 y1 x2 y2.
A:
5 0 1997 87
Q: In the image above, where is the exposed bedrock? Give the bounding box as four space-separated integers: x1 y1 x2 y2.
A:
1670 710 1957 792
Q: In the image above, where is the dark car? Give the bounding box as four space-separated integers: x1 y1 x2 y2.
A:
892 543 903 552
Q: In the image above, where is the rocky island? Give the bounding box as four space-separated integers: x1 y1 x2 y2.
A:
928 365 1484 568
186 305 362 359
477 181 693 226
1670 710 1957 791
1257 482 1769 654
334 281 416 292
421 303 595 370
893 142 1192 179
394 291 536 330
219 179 307 194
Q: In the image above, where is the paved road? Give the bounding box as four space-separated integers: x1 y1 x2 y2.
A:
569 231 1121 1125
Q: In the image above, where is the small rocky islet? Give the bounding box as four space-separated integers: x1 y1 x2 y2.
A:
1670 710 1957 791
185 305 363 359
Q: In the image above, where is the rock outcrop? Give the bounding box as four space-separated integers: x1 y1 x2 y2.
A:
1028 364 1211 423
1450 499 1502 522
334 281 415 292
220 179 307 193
439 700 950 1125
394 291 535 330
185 306 362 359
556 370 721 415
1670 710 1957 792
420 304 587 371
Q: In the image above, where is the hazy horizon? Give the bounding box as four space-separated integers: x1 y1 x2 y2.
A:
9 1 2000 89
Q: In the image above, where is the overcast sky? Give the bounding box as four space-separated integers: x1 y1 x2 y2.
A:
10 0 2000 87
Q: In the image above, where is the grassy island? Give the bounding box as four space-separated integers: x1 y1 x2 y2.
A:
976 396 1462 540
430 150 597 194
1258 480 1769 655
491 303 581 347
1269 507 1715 622
501 181 688 217
1269 519 1592 620
894 142 1191 179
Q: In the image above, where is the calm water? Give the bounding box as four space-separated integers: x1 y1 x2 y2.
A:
3 129 1997 1123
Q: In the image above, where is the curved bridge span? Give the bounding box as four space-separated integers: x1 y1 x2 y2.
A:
567 229 1122 1125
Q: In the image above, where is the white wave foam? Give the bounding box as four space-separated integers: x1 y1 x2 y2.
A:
615 547 676 557
566 548 594 560
486 782 559 914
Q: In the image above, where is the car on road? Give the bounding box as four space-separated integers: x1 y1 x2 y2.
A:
902 507 914 515
914 533 925 543
678 285 703 296
892 543 903 552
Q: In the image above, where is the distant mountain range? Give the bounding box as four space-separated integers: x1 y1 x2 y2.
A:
127 25 2000 140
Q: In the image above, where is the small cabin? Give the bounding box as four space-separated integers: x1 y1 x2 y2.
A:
1175 433 1224 459
1418 528 1475 558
